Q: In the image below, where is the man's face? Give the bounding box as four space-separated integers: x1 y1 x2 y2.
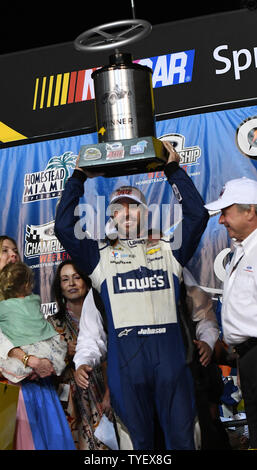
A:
112 198 147 239
219 204 251 241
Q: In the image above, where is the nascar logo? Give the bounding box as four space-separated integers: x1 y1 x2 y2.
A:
136 50 195 88
113 267 170 293
33 50 195 110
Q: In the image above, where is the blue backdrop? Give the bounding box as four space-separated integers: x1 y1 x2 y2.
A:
1 104 257 316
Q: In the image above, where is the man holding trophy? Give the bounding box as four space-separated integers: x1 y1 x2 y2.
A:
54 140 209 449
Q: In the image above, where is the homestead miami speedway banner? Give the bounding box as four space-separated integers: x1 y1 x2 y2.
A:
1 104 257 317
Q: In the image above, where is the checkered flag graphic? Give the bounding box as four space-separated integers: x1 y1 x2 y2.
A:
25 226 40 244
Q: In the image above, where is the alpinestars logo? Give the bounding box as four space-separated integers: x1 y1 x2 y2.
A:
113 267 170 294
118 328 133 337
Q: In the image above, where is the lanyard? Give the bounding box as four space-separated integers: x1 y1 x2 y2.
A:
229 253 244 277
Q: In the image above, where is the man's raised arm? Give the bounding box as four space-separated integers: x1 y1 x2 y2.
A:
162 141 209 267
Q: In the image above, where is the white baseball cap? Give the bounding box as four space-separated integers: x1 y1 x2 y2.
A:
109 186 147 207
204 176 257 211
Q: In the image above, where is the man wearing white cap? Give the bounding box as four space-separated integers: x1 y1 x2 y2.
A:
205 176 257 448
55 141 209 450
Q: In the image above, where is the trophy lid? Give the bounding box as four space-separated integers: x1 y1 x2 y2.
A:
92 51 153 78
109 51 133 65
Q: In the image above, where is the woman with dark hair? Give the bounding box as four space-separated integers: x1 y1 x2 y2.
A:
49 260 111 450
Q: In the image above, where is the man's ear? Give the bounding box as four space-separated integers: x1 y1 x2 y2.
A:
247 205 257 221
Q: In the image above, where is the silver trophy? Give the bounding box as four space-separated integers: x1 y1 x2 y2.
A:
74 18 168 177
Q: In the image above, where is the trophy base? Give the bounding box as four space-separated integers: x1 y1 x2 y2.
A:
78 136 168 177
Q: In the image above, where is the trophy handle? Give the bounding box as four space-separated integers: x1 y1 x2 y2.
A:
74 19 152 52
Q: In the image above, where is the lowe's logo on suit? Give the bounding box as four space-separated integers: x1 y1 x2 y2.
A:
113 267 170 294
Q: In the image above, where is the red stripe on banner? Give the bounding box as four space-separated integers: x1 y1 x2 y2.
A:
67 71 77 104
75 70 85 102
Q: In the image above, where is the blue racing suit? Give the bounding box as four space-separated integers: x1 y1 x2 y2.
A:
54 162 209 450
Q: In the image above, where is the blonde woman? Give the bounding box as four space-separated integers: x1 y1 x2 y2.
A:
0 237 75 450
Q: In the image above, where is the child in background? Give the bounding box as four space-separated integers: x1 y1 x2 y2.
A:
0 262 67 383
